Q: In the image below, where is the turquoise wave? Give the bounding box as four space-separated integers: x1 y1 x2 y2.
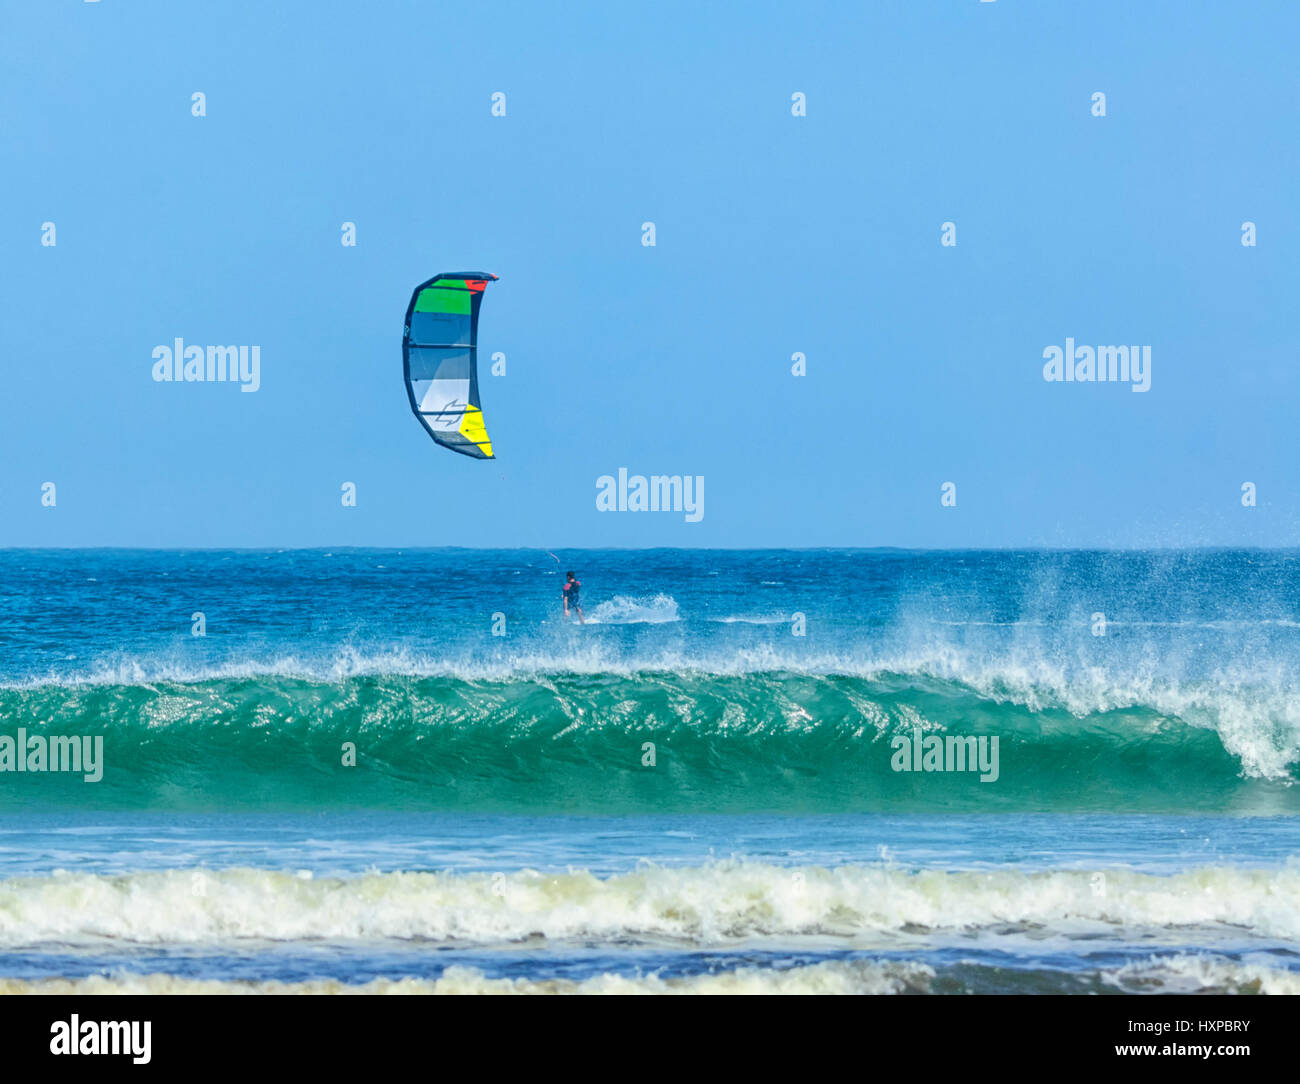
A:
0 671 1296 813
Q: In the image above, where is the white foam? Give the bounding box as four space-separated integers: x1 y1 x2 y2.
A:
1 862 1297 947
583 594 681 625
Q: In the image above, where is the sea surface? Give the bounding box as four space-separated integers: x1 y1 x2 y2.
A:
0 548 1297 994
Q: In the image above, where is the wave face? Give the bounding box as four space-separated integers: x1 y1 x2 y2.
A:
0 668 1296 812
2 548 1300 812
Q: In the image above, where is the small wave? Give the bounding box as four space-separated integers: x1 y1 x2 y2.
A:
0 960 934 996
1101 954 1300 995
5 953 1299 995
2 863 1297 947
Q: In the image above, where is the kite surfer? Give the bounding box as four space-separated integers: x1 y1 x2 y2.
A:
563 571 585 624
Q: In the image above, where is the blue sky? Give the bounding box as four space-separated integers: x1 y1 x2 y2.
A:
2 1 1297 548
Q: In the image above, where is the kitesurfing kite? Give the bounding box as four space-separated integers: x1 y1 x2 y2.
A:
402 272 498 459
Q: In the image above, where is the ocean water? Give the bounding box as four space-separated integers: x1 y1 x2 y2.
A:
1 548 1297 994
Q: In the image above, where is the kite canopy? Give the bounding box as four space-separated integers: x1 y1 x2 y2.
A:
402 272 498 459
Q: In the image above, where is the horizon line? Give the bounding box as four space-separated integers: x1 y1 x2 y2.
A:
2 544 1298 554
